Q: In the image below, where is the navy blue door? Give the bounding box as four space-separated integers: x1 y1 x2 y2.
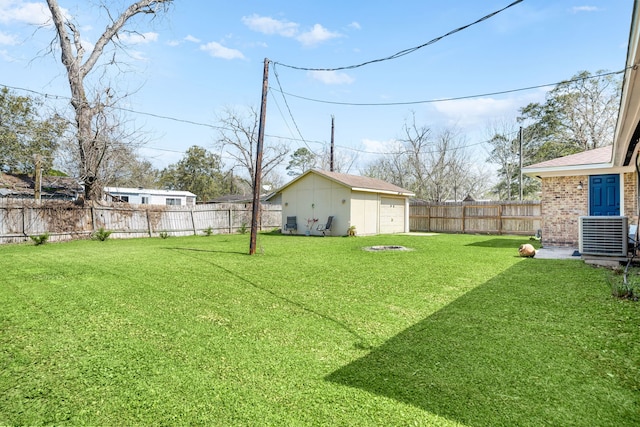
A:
589 174 620 216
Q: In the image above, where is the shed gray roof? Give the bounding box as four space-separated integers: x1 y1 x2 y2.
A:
275 169 415 197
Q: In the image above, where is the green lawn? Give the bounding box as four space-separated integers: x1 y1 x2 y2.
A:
1 233 638 426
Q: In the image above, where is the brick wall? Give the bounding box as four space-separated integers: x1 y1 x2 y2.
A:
623 171 638 220
541 172 637 247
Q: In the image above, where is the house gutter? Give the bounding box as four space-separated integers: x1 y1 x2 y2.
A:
613 0 640 167
350 187 415 197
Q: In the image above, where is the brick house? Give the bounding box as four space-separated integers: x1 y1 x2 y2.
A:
523 1 640 248
522 146 637 247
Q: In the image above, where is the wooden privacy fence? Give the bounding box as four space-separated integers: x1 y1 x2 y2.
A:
409 200 541 235
0 200 282 244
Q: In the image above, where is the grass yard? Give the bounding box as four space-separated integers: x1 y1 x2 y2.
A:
0 232 638 426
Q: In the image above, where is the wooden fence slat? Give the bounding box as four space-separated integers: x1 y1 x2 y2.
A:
0 200 283 244
409 200 540 236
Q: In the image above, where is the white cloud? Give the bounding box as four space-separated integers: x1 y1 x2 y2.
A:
348 21 361 30
361 138 402 154
0 30 17 45
0 1 52 25
308 70 354 85
118 31 158 45
200 41 245 60
297 24 341 47
571 6 600 13
242 14 298 37
184 34 201 43
431 91 546 129
127 50 148 61
0 48 14 62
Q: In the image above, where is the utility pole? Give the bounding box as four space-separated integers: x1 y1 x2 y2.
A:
330 115 335 172
34 154 42 202
519 126 523 201
249 58 270 255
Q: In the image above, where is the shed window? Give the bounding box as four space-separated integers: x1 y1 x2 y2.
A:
166 198 181 206
141 196 149 204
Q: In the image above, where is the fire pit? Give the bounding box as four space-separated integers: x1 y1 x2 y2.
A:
363 245 412 252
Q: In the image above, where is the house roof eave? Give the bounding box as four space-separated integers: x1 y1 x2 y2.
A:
613 0 640 166
351 187 415 197
523 162 635 179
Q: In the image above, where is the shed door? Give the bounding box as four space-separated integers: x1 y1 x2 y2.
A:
589 174 620 216
379 197 405 234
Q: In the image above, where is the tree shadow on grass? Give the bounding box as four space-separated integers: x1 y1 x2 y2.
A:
465 238 531 249
164 246 372 349
164 247 248 256
325 261 638 427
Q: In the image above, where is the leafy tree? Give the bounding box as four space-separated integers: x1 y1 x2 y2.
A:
159 146 225 201
519 70 621 164
286 147 317 176
0 87 66 174
46 0 173 200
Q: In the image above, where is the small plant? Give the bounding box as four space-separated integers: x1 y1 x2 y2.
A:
30 233 50 245
92 227 112 241
203 226 214 236
159 231 169 239
238 222 248 234
347 225 357 237
608 268 639 301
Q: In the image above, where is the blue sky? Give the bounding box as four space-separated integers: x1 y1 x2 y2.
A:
0 0 634 179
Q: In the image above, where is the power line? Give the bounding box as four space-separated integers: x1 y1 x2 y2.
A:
270 65 316 155
0 65 619 159
273 0 524 72
269 68 628 107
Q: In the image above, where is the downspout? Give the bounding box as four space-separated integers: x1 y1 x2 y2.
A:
623 153 640 285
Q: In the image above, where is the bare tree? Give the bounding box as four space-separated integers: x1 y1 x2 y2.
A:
46 0 172 200
317 145 356 174
216 106 290 191
363 114 490 201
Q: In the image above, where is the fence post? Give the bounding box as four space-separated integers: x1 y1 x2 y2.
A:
461 203 466 234
498 204 503 235
146 209 152 237
22 205 27 237
90 205 96 233
190 208 196 235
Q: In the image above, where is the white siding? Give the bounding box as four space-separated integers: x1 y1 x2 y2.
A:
281 173 350 235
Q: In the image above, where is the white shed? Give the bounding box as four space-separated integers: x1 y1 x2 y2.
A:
104 187 197 206
271 169 414 236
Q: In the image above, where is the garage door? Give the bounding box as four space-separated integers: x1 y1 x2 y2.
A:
379 197 405 234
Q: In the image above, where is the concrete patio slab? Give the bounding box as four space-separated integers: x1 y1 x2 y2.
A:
535 246 581 260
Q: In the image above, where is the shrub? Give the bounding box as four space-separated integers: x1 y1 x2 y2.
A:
30 233 50 245
203 226 214 236
159 231 169 239
92 227 112 241
238 223 248 234
608 268 639 301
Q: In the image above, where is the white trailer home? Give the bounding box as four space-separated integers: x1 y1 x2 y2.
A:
104 187 197 206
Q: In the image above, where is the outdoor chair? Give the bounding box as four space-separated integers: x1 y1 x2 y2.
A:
284 216 297 234
316 216 334 236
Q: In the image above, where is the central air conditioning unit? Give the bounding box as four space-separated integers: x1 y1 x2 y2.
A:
579 216 628 256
